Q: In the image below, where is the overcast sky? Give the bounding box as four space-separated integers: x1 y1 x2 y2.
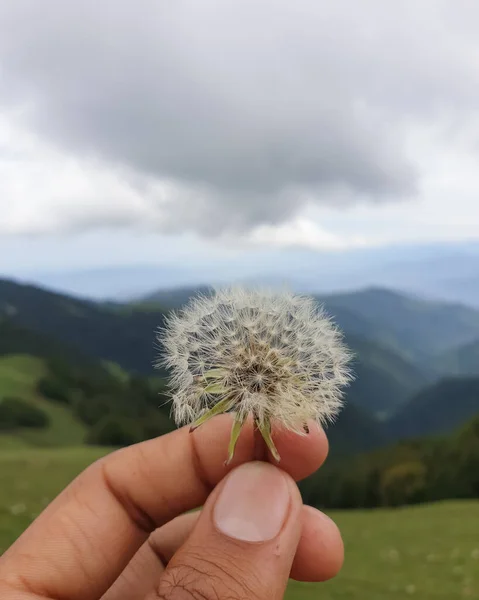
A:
1 0 479 274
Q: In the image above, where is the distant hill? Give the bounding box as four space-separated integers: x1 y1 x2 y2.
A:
433 338 479 377
0 319 95 367
0 279 388 455
321 303 400 352
24 241 479 305
323 287 479 360
326 401 385 456
441 274 479 308
0 279 167 375
140 284 479 362
346 335 429 417
0 279 435 418
417 273 479 309
356 252 479 307
23 265 202 301
387 376 479 440
140 286 389 342
141 285 213 309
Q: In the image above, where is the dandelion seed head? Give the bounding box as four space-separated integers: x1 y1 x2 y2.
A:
158 287 353 432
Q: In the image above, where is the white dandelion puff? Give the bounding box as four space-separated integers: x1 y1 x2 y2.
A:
156 287 353 463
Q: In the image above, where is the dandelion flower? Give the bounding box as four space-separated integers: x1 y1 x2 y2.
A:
157 287 352 462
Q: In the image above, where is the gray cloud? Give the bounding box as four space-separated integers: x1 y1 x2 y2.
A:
0 0 477 233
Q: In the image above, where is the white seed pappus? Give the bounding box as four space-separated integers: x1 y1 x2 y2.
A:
157 288 352 442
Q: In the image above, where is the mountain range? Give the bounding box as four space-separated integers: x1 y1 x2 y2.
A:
387 377 479 440
12 240 479 307
1 277 479 455
322 287 479 360
145 283 479 366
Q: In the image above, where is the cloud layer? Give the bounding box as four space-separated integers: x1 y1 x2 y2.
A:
0 1 479 237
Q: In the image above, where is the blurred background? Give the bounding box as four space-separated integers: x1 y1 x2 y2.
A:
1 1 479 598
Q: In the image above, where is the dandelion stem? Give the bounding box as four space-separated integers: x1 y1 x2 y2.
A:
253 413 280 462
253 425 268 461
259 419 281 462
226 412 247 465
250 409 267 460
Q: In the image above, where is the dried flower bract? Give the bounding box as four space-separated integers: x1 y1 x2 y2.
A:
157 288 352 462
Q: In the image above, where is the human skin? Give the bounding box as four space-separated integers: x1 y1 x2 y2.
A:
0 414 343 600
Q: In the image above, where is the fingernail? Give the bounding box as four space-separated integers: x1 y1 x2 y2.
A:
213 462 290 542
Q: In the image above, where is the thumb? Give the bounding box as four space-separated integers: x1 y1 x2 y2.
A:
151 462 302 600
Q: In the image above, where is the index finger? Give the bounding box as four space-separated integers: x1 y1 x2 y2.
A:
0 415 328 600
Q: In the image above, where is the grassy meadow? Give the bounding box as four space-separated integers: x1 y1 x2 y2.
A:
0 355 87 449
0 445 478 599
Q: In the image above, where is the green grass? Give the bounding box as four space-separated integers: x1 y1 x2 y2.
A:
290 502 479 599
0 446 108 552
0 355 45 397
102 360 131 383
0 355 87 448
0 446 478 598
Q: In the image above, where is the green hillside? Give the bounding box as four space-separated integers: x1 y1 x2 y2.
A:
0 279 431 417
0 279 167 375
346 335 429 417
0 318 101 369
7 278 479 458
326 402 385 455
302 414 479 511
0 355 87 448
0 339 385 457
434 338 479 377
387 377 479 440
0 347 175 451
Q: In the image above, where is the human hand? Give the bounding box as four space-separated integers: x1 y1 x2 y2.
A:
0 415 343 599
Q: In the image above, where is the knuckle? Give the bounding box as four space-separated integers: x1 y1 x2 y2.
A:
154 547 263 600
